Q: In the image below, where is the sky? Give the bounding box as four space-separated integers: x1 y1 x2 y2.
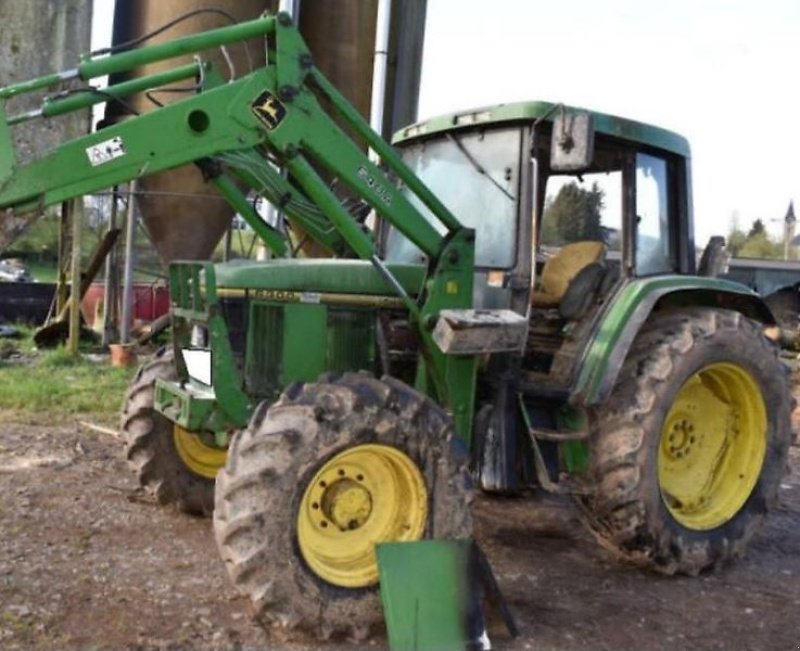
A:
90 0 800 248
417 0 800 247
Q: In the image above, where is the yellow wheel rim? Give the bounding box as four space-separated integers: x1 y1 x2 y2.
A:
657 362 767 530
296 444 428 588
173 425 227 480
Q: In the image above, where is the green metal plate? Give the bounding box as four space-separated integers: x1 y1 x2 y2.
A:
377 540 472 651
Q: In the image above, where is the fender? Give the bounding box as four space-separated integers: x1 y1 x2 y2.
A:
571 275 775 407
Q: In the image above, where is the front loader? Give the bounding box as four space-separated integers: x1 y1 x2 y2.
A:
0 11 791 639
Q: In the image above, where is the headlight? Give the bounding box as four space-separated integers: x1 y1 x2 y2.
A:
182 348 212 386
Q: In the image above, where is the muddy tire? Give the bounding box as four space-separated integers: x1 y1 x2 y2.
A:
764 286 800 346
120 348 215 516
214 372 473 640
581 307 792 575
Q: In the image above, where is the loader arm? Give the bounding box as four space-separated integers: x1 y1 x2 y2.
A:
0 12 480 425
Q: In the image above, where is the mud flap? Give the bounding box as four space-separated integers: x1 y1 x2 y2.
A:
377 539 517 651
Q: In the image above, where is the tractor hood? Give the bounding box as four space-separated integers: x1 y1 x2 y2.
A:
213 258 427 297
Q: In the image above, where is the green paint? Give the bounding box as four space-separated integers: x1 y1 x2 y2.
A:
574 275 761 405
35 63 202 121
556 407 589 475
211 174 286 256
377 541 473 651
77 16 276 80
215 258 426 295
394 100 691 158
282 303 327 383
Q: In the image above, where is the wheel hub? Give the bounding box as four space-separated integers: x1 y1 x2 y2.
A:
321 478 373 531
296 444 428 588
657 363 767 530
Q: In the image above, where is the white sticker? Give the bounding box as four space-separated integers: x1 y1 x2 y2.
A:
86 137 126 167
300 292 321 304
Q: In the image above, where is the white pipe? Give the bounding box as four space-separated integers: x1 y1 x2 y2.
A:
279 0 300 22
267 0 301 252
369 0 392 161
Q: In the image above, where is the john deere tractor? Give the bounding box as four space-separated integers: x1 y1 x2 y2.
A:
0 11 791 639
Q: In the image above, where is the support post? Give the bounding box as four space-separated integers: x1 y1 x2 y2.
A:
102 188 120 345
55 202 70 317
67 198 83 355
120 180 137 344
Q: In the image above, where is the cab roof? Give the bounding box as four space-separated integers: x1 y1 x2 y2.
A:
392 100 690 158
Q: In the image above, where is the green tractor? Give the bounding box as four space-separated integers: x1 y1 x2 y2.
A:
0 12 791 639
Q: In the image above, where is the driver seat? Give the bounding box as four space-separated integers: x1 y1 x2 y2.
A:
530 240 607 308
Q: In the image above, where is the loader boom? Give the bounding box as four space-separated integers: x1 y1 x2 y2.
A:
0 13 461 264
0 11 482 430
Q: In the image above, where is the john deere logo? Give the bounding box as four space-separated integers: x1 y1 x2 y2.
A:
251 91 287 130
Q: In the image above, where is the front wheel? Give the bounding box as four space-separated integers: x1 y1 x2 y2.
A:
213 373 473 639
120 348 226 516
581 307 791 575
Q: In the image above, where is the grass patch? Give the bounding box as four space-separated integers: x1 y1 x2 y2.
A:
0 335 137 424
25 262 58 284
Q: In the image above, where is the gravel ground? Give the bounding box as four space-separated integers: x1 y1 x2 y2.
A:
0 416 798 650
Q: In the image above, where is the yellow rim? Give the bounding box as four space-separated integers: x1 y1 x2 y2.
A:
657 362 767 530
173 425 227 479
296 444 428 588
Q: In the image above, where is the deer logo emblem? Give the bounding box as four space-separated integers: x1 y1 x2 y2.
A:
251 91 287 130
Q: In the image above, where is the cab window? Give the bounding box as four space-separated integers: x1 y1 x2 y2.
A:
635 153 674 275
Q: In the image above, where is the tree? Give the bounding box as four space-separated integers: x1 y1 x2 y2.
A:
726 228 747 257
727 220 782 260
541 181 604 246
748 219 765 238
738 231 782 259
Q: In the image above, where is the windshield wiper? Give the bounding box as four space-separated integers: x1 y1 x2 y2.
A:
446 132 515 201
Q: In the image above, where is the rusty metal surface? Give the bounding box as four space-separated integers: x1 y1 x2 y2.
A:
299 0 379 121
109 0 273 266
0 1 426 261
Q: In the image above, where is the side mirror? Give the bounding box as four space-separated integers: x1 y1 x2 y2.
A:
550 111 594 172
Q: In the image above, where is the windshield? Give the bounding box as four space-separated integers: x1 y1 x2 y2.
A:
385 127 522 268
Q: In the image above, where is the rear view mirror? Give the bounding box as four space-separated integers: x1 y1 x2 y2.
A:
550 111 594 171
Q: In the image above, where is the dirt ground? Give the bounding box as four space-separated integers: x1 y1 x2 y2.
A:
0 414 799 650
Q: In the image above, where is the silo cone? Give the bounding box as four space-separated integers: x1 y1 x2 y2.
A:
107 1 425 264
107 0 273 266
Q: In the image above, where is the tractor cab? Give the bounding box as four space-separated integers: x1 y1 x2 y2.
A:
387 101 695 396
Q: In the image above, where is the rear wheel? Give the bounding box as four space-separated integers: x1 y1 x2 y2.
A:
120 348 225 516
581 307 791 574
214 373 472 639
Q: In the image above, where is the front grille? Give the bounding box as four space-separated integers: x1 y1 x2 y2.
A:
245 303 283 398
220 297 247 371
327 308 376 373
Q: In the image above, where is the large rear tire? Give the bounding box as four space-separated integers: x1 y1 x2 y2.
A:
581 307 791 575
213 373 473 640
120 348 223 516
